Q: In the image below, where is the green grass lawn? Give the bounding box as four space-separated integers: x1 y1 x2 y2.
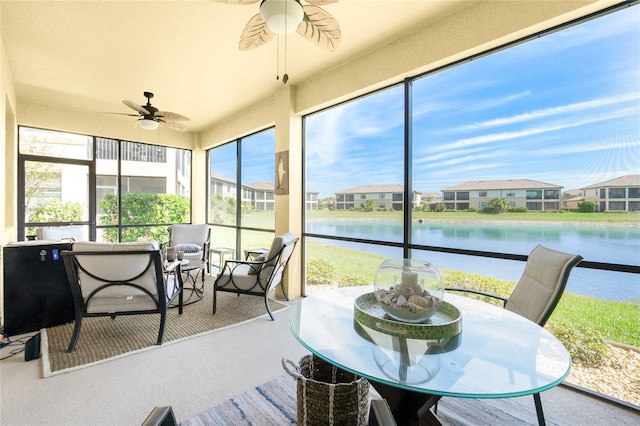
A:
306 241 639 351
242 209 638 351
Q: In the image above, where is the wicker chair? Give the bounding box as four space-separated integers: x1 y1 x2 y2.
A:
62 241 184 353
213 233 299 320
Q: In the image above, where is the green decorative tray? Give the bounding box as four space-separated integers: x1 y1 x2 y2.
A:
353 292 462 341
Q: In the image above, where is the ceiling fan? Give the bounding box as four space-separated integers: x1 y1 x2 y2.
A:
214 0 341 52
119 92 190 131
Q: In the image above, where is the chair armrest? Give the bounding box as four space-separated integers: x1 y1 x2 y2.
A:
164 260 182 273
369 399 397 426
445 287 508 307
220 259 265 275
141 406 176 426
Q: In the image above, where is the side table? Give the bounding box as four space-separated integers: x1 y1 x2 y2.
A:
167 259 206 306
208 247 235 274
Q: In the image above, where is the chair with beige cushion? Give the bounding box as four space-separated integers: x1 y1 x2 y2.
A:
36 225 86 241
62 241 184 353
167 224 211 272
213 233 299 320
445 244 583 425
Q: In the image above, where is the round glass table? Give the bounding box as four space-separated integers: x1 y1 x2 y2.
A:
289 287 571 425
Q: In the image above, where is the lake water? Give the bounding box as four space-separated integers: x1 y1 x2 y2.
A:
306 220 640 302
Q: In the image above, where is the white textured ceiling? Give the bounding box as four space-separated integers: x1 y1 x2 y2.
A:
1 1 472 133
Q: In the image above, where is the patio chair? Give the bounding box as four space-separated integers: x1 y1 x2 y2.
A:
61 241 184 353
213 233 299 320
167 224 211 273
445 243 583 425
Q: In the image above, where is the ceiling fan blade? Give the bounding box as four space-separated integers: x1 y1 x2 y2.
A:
305 0 339 5
297 5 341 52
100 112 140 117
161 120 187 132
239 13 275 51
123 100 150 115
156 111 191 122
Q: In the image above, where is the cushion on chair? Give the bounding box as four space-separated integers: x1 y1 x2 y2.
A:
259 233 296 283
247 254 266 275
217 264 265 292
71 241 161 313
168 224 209 246
174 243 201 253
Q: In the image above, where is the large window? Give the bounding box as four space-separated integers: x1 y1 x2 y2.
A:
18 128 192 242
207 128 276 266
303 6 639 406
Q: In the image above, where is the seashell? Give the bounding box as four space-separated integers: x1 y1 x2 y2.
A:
396 294 407 306
408 294 437 310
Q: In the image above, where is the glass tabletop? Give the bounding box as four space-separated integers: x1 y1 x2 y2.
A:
289 287 571 399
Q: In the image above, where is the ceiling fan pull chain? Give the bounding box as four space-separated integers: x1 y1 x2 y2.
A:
282 31 289 84
276 35 281 81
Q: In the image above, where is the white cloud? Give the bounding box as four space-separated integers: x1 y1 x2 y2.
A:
430 106 639 152
452 93 639 133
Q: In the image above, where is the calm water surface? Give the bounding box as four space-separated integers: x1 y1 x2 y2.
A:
307 220 640 302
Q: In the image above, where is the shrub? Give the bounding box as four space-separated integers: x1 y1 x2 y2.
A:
337 274 369 287
30 200 83 223
441 270 513 306
28 201 84 235
430 203 447 212
307 258 336 285
578 201 597 213
99 192 190 242
486 197 510 214
509 207 528 213
546 320 609 367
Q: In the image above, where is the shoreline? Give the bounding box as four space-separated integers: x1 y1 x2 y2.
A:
306 216 640 227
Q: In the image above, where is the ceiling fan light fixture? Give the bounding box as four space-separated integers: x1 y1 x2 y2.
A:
260 0 303 35
138 118 159 130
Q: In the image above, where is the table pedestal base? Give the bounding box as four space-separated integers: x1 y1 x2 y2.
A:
370 381 443 426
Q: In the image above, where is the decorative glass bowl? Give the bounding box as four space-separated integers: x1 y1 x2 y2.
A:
373 258 444 323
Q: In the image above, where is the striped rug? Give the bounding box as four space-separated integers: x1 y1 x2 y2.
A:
181 374 298 425
181 373 571 426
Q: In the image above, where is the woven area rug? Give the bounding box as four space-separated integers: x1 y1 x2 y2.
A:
179 373 553 426
41 277 288 377
181 374 298 425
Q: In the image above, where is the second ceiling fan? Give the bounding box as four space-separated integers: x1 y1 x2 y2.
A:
215 0 341 52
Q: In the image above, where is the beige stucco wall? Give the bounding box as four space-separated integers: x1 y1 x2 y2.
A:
1 0 622 304
1 3 18 323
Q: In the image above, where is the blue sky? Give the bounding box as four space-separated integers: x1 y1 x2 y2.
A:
210 8 639 199
305 7 639 198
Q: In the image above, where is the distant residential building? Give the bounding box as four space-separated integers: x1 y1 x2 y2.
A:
421 192 442 208
210 172 237 200
306 190 319 210
209 173 318 211
245 181 275 211
334 184 422 211
441 179 562 211
580 175 640 212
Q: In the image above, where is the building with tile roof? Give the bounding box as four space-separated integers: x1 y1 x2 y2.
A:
441 179 562 211
334 184 423 211
580 175 640 212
